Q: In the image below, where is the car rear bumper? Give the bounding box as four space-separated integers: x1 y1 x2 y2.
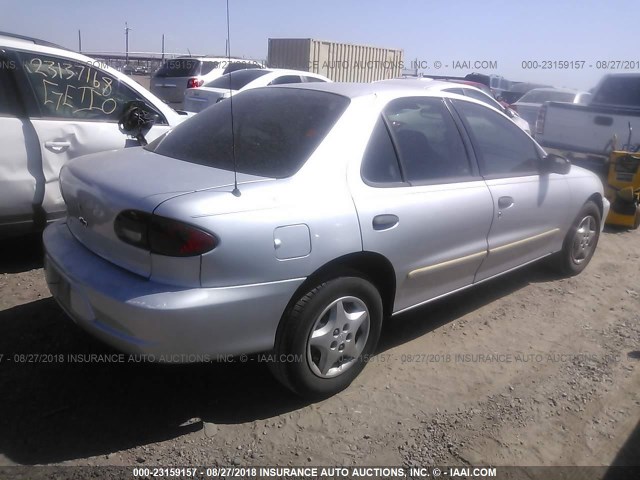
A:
43 221 304 359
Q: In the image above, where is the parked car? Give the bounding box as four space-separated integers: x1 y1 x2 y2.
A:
151 56 263 105
512 87 590 133
536 74 640 161
43 82 608 398
183 68 330 112
381 78 531 134
0 31 192 238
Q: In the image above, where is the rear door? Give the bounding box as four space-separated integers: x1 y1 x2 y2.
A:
0 49 40 232
351 96 494 313
451 99 571 282
12 49 172 219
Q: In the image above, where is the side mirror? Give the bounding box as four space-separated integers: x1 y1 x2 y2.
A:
540 153 571 175
118 101 158 146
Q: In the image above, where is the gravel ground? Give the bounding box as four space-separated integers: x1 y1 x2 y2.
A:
0 227 638 470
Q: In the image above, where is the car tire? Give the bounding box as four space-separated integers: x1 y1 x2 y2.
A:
269 276 383 398
553 201 601 275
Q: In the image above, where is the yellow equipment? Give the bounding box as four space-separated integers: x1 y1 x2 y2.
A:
604 150 640 229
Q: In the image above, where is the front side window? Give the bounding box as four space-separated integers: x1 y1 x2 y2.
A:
453 99 540 177
383 96 471 183
18 52 159 122
146 88 350 178
303 76 327 83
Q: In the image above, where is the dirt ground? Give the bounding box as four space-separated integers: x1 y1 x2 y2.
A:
0 226 638 471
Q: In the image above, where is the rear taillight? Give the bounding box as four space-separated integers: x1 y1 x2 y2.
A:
186 77 204 89
536 104 547 136
114 210 217 257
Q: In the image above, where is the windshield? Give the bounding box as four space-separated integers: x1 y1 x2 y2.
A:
145 88 350 178
205 69 271 90
155 59 210 77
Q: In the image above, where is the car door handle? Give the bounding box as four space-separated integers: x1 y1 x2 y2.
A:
498 196 514 209
44 141 71 153
372 214 399 231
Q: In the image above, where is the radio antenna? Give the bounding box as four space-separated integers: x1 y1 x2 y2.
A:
227 0 240 197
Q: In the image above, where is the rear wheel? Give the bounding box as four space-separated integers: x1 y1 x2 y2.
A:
269 276 383 398
552 201 601 275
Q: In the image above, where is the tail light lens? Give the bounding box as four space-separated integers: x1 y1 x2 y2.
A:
186 77 204 89
115 210 217 257
536 104 547 135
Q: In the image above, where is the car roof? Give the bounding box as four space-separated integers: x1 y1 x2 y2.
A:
260 68 328 78
0 31 69 50
271 80 469 99
171 56 260 63
525 87 581 94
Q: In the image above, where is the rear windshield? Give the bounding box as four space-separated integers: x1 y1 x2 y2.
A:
205 69 271 90
518 90 576 104
592 76 640 107
145 88 350 178
155 59 210 77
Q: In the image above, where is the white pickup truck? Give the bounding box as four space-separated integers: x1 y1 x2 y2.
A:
535 74 640 162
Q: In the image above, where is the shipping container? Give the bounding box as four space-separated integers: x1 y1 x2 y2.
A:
267 38 404 82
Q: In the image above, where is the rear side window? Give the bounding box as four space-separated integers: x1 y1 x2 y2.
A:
206 69 270 90
269 75 303 85
361 117 403 184
223 62 260 74
146 88 350 178
383 97 471 182
0 55 21 115
200 61 220 75
154 59 203 77
17 52 162 122
463 88 503 111
303 76 327 83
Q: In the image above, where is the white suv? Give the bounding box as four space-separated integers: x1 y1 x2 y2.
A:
0 32 190 237
151 56 263 105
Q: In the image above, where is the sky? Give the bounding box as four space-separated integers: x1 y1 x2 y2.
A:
2 0 639 90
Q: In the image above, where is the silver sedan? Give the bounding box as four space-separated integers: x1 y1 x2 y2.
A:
43 82 609 398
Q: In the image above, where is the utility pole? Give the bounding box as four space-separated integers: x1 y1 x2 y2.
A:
161 34 165 62
78 30 82 52
125 22 131 65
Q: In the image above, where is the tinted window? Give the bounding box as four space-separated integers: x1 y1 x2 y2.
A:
270 75 303 85
384 97 471 182
361 117 402 184
146 88 350 178
223 62 260 74
463 88 503 111
517 89 576 104
0 56 20 115
200 61 219 75
18 52 156 122
154 59 203 77
592 76 640 107
445 87 465 95
454 99 540 177
206 69 270 90
303 76 327 83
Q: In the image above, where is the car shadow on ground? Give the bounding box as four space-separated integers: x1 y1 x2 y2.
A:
0 261 560 465
0 234 44 274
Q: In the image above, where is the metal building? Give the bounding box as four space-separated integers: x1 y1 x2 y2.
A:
267 38 404 82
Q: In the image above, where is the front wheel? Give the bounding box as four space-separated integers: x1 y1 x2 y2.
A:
552 201 601 275
269 276 383 398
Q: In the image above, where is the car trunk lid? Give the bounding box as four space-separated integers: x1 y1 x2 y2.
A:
61 147 268 277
